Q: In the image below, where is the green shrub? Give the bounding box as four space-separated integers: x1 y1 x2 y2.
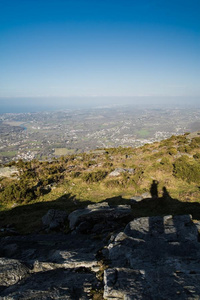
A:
81 170 108 183
102 162 113 168
159 157 173 172
193 153 200 160
104 179 120 188
178 145 191 153
0 181 36 204
83 160 96 168
173 156 200 183
70 171 81 178
168 148 177 156
160 157 170 165
190 137 200 149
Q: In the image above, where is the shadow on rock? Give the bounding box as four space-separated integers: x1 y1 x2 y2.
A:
132 190 200 222
0 193 92 235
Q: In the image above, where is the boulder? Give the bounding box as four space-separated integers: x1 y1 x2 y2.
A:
109 168 135 177
140 192 151 199
130 196 143 203
0 258 30 287
130 192 152 203
68 202 132 230
42 209 67 230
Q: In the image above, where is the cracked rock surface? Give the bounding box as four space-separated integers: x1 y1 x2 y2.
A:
1 205 200 299
104 215 200 299
0 233 103 299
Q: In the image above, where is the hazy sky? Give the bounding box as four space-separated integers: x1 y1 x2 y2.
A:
0 0 200 105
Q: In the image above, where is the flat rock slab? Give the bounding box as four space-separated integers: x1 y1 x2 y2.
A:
0 233 103 270
0 233 104 298
105 215 200 299
1 268 98 300
130 192 152 203
68 202 132 230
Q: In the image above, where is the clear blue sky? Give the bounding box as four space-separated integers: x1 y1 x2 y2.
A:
0 0 200 106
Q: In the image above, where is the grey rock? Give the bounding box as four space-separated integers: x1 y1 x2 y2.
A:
68 202 132 230
0 233 104 298
1 268 99 300
76 221 92 233
125 168 135 174
0 166 19 178
141 192 151 199
42 209 67 229
104 268 150 300
130 192 152 203
49 249 99 271
0 258 30 287
1 214 200 299
130 196 143 203
104 215 200 299
0 232 104 273
109 168 135 177
87 202 110 210
114 232 128 242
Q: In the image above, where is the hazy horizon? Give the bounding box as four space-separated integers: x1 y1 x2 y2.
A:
0 96 200 114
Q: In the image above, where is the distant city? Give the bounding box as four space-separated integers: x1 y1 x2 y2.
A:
0 105 200 164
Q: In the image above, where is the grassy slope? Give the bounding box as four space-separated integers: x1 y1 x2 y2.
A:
0 132 200 234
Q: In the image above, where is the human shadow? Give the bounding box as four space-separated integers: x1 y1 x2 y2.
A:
150 179 159 198
132 186 200 221
109 213 200 299
105 185 200 298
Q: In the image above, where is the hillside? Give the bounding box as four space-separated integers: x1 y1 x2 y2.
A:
0 132 200 234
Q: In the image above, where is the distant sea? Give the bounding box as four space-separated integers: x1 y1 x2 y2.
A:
0 100 96 114
0 105 61 114
0 96 200 114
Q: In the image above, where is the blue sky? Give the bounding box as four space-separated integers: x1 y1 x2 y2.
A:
0 0 200 106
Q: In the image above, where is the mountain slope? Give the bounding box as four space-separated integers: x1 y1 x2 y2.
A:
0 132 199 234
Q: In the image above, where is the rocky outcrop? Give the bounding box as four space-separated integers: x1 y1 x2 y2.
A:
1 268 98 299
0 233 104 299
104 215 200 299
1 204 200 299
